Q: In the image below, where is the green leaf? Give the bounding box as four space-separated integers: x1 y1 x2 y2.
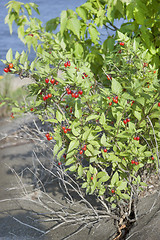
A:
100 133 107 146
6 48 13 62
67 139 79 153
133 7 145 25
117 181 127 190
65 158 75 166
56 110 63 122
74 42 83 58
46 17 59 32
67 18 80 39
60 10 68 35
121 193 130 200
136 97 145 106
78 165 83 177
88 25 100 44
111 171 119 185
111 78 122 95
134 111 141 121
69 165 77 172
86 114 99 122
75 101 82 119
45 118 58 123
76 7 87 21
82 182 88 188
99 112 106 125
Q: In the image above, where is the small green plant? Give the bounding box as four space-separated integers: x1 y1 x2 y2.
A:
1 1 160 215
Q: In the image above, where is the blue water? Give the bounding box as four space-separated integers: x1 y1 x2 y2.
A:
0 0 124 75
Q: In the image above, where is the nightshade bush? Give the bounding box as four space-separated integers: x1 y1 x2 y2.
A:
1 1 160 211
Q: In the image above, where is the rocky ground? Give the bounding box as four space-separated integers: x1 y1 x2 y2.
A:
0 114 160 240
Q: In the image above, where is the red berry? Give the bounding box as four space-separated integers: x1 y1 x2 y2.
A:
43 96 46 101
66 105 69 109
136 136 140 141
69 107 72 113
123 119 127 124
79 150 83 155
67 61 71 67
45 133 50 138
82 76 85 79
50 78 55 84
154 70 156 74
9 63 13 69
107 97 110 100
104 148 107 153
47 136 52 141
114 99 118 104
64 63 67 67
135 161 139 165
78 90 83 95
48 93 52 98
151 156 154 160
111 189 115 194
143 62 148 67
66 87 69 91
45 95 49 99
91 176 93 180
67 128 71 132
131 160 135 164
45 78 49 83
64 129 68 134
75 93 79 98
4 68 9 73
58 162 61 166
134 137 137 140
63 154 66 159
62 126 66 130
55 81 59 85
109 102 112 106
83 146 87 151
126 118 130 122
30 108 34 111
158 102 160 107
67 89 72 94
71 93 75 98
107 74 112 80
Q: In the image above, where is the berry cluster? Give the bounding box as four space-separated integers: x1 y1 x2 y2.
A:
123 118 130 124
10 112 14 118
119 42 125 46
4 63 13 73
43 93 52 101
64 61 71 67
131 160 139 165
66 87 83 98
82 72 88 79
45 78 58 85
79 145 87 154
134 136 140 141
62 126 71 134
113 96 118 104
45 133 52 141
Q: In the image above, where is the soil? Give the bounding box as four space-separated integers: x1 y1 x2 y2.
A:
0 114 160 240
